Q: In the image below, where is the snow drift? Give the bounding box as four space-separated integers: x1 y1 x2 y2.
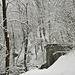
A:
20 50 75 75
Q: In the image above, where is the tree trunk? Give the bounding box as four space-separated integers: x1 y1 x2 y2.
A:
24 3 28 72
48 20 51 43
39 27 43 52
35 45 37 60
24 34 28 72
11 24 16 75
2 0 10 75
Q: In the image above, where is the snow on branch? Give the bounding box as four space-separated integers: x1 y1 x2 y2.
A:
53 51 69 55
0 25 5 30
0 18 8 31
7 19 26 24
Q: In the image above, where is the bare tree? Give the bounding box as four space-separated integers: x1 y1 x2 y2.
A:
2 0 10 75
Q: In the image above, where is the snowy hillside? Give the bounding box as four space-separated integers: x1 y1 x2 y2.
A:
20 50 75 75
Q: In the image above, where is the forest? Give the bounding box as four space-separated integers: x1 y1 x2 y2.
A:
0 0 75 75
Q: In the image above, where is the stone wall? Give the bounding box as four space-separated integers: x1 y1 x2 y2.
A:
39 44 73 69
45 44 72 68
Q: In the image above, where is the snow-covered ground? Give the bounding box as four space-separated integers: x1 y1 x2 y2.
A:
20 50 75 75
